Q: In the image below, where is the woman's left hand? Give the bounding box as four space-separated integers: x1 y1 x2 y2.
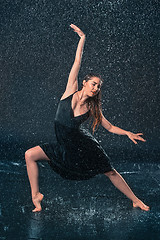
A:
126 132 146 144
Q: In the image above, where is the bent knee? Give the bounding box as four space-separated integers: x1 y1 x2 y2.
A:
25 146 49 162
25 148 36 162
104 169 117 177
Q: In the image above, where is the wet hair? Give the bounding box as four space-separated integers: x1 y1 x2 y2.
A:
82 73 103 133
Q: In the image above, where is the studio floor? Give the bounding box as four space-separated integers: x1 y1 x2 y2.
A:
0 160 160 240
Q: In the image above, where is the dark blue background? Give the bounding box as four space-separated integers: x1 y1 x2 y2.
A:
0 1 160 240
0 0 159 162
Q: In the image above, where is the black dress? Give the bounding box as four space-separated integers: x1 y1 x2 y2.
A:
39 92 113 180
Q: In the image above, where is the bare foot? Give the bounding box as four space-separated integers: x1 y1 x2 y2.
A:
133 199 150 211
32 193 44 212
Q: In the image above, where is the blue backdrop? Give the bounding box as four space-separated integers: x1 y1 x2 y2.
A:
0 0 159 162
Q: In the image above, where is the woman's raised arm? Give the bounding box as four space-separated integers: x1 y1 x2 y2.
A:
61 24 86 100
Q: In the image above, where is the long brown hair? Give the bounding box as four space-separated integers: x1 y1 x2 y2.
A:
82 74 103 133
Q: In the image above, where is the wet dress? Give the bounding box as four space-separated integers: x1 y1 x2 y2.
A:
39 92 113 180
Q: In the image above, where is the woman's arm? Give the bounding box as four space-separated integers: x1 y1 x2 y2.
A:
61 24 85 100
101 114 146 144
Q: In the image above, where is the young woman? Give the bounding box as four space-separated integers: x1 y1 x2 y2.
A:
25 24 150 212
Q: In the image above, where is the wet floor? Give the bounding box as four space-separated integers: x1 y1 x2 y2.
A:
0 160 160 240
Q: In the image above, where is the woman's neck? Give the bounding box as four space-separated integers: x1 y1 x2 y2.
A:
77 89 88 106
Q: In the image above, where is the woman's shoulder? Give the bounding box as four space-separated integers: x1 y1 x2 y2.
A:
60 90 78 101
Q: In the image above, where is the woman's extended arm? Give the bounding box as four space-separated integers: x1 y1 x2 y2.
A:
101 114 146 144
61 24 85 100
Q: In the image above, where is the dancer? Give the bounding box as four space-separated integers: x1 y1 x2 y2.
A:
25 24 150 212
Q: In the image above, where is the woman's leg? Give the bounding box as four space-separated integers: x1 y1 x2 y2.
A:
25 146 50 212
104 169 150 211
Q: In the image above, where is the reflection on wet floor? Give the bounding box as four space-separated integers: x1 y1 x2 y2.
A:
0 160 160 240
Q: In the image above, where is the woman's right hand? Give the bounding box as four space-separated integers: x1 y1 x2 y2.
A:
70 24 85 38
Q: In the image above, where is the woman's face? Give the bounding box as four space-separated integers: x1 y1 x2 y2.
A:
83 77 102 97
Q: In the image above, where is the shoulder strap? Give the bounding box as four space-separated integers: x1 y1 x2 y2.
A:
60 90 78 101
